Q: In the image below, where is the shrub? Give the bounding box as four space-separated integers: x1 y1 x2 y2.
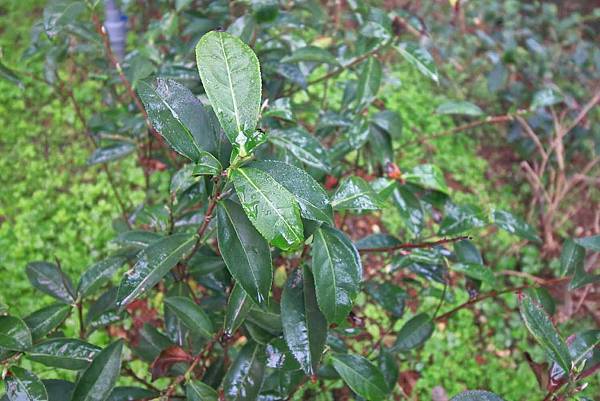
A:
0 1 598 401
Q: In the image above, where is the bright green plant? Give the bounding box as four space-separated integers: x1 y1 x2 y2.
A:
0 1 598 401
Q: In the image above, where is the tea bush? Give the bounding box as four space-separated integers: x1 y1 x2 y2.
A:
0 1 598 401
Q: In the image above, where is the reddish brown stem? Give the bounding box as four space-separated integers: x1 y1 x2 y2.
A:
359 235 471 254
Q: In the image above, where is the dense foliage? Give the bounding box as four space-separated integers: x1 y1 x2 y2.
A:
0 1 598 401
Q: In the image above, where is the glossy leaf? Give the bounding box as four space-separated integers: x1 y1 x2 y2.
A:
312 226 362 324
281 46 339 65
231 167 304 250
26 261 75 304
107 387 157 401
331 176 382 211
436 101 484 116
186 380 218 401
574 235 600 252
42 380 75 401
454 240 483 265
281 267 328 376
164 297 214 339
191 152 222 176
355 234 401 251
217 200 272 305
531 88 563 110
331 353 389 401
519 292 571 374
0 316 32 351
392 186 424 235
71 340 123 401
132 324 173 363
492 209 541 242
222 342 266 401
450 390 505 401
116 233 197 308
27 339 101 370
395 42 438 83
5 366 48 401
355 57 382 109
371 110 402 139
138 78 220 161
393 313 434 352
560 239 585 276
196 31 261 151
403 164 448 194
43 0 85 38
377 348 398 392
269 128 331 173
248 160 333 225
24 304 70 341
224 283 253 336
87 143 135 165
365 282 406 318
439 203 487 236
78 256 126 297
450 263 495 286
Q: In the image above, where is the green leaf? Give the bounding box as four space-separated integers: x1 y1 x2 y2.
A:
392 186 424 236
281 46 339 65
27 339 101 370
531 88 563 110
0 61 24 89
132 324 173 363
331 176 383 211
355 234 400 251
138 78 220 161
560 239 585 276
436 101 484 116
5 367 48 401
312 226 362 324
43 0 85 38
492 209 540 242
24 304 71 341
0 316 33 351
281 267 328 376
371 110 402 139
574 235 600 252
439 203 487 236
377 348 398 392
71 340 123 401
87 143 135 165
395 42 438 83
355 57 382 109
365 282 406 318
269 128 331 173
231 167 304 250
164 297 214 339
196 31 262 152
248 160 333 225
186 380 218 401
450 263 496 286
450 390 505 401
224 283 253 336
454 240 483 265
222 342 266 401
403 164 448 194
113 230 163 250
519 292 571 374
78 256 126 297
217 200 272 305
116 233 197 308
43 380 75 401
107 387 157 401
331 353 389 401
191 152 222 176
26 261 75 304
393 313 434 352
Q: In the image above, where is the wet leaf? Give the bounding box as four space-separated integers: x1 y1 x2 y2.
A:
312 226 362 324
217 200 272 305
560 239 585 276
71 340 123 401
27 339 101 370
116 233 197 308
224 283 253 336
163 297 214 339
24 304 70 341
231 167 304 251
78 256 126 298
404 164 448 194
436 101 484 116
0 316 33 351
222 341 266 401
574 235 600 252
196 31 261 151
26 261 75 304
281 46 339 65
186 380 218 401
355 57 382 110
492 209 540 242
395 42 438 83
331 176 382 211
393 313 434 352
331 353 389 401
281 267 328 376
450 390 505 401
5 366 48 401
269 128 331 173
87 143 135 165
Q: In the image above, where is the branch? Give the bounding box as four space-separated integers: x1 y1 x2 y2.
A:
358 236 470 254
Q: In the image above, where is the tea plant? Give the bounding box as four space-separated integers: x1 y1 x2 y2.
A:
0 1 598 401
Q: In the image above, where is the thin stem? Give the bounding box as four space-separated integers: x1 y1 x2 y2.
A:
123 366 161 393
359 235 470 254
